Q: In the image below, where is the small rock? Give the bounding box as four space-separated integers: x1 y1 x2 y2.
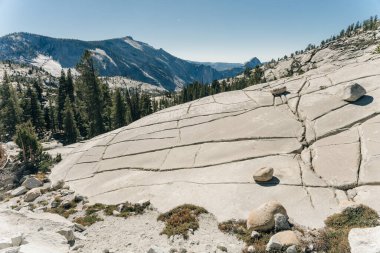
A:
51 180 65 190
51 200 60 208
60 200 73 209
147 246 170 253
11 233 23 246
217 245 227 252
62 184 70 190
340 82 366 102
74 223 86 232
247 245 255 253
22 177 42 189
57 228 75 242
24 188 41 202
72 244 84 250
112 210 120 216
253 167 274 182
286 245 297 253
37 227 43 231
247 201 287 231
250 230 260 240
274 213 290 231
266 231 299 252
74 194 84 202
10 186 27 197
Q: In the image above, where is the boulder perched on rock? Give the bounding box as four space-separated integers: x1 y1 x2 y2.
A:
247 201 287 231
22 177 42 190
266 230 299 251
340 82 366 102
270 86 287 96
253 167 274 182
10 186 27 197
24 188 41 202
349 226 380 253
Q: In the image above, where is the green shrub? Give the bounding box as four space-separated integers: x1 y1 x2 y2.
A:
157 204 208 239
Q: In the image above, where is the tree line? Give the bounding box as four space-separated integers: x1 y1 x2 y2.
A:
0 50 160 146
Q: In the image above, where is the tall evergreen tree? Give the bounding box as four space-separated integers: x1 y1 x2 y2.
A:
63 97 79 144
57 70 67 130
76 50 105 137
0 72 22 140
111 88 127 129
28 87 45 132
66 69 75 102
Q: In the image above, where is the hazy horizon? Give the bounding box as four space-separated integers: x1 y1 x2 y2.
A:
0 0 379 62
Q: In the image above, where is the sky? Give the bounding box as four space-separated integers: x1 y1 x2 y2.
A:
0 0 379 63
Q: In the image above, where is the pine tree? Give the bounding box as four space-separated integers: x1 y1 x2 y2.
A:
66 69 75 102
140 92 152 117
29 86 45 132
14 121 41 163
76 50 105 137
57 70 66 130
0 72 22 140
111 88 127 129
63 97 79 144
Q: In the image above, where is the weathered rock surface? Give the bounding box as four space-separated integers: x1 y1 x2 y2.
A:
247 201 287 231
349 226 380 253
49 29 380 228
0 210 73 253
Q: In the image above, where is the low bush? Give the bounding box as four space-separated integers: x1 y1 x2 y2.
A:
157 204 208 239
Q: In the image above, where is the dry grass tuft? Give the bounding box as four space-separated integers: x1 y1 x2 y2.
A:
314 204 379 253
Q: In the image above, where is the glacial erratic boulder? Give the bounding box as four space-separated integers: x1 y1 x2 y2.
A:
340 82 366 102
270 86 287 96
253 167 274 182
247 201 287 231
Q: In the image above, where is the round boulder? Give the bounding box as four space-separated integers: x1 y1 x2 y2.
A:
247 201 287 231
266 231 299 252
253 167 274 182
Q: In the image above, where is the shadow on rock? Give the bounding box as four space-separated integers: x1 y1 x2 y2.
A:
256 176 280 187
353 95 373 106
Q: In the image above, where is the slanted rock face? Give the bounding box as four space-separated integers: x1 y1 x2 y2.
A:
50 41 380 228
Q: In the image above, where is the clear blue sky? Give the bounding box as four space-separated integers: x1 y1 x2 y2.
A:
0 0 379 62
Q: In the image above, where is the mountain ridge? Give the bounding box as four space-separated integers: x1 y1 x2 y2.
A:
0 32 260 91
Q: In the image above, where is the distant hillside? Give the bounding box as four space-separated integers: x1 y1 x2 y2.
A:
0 33 259 91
